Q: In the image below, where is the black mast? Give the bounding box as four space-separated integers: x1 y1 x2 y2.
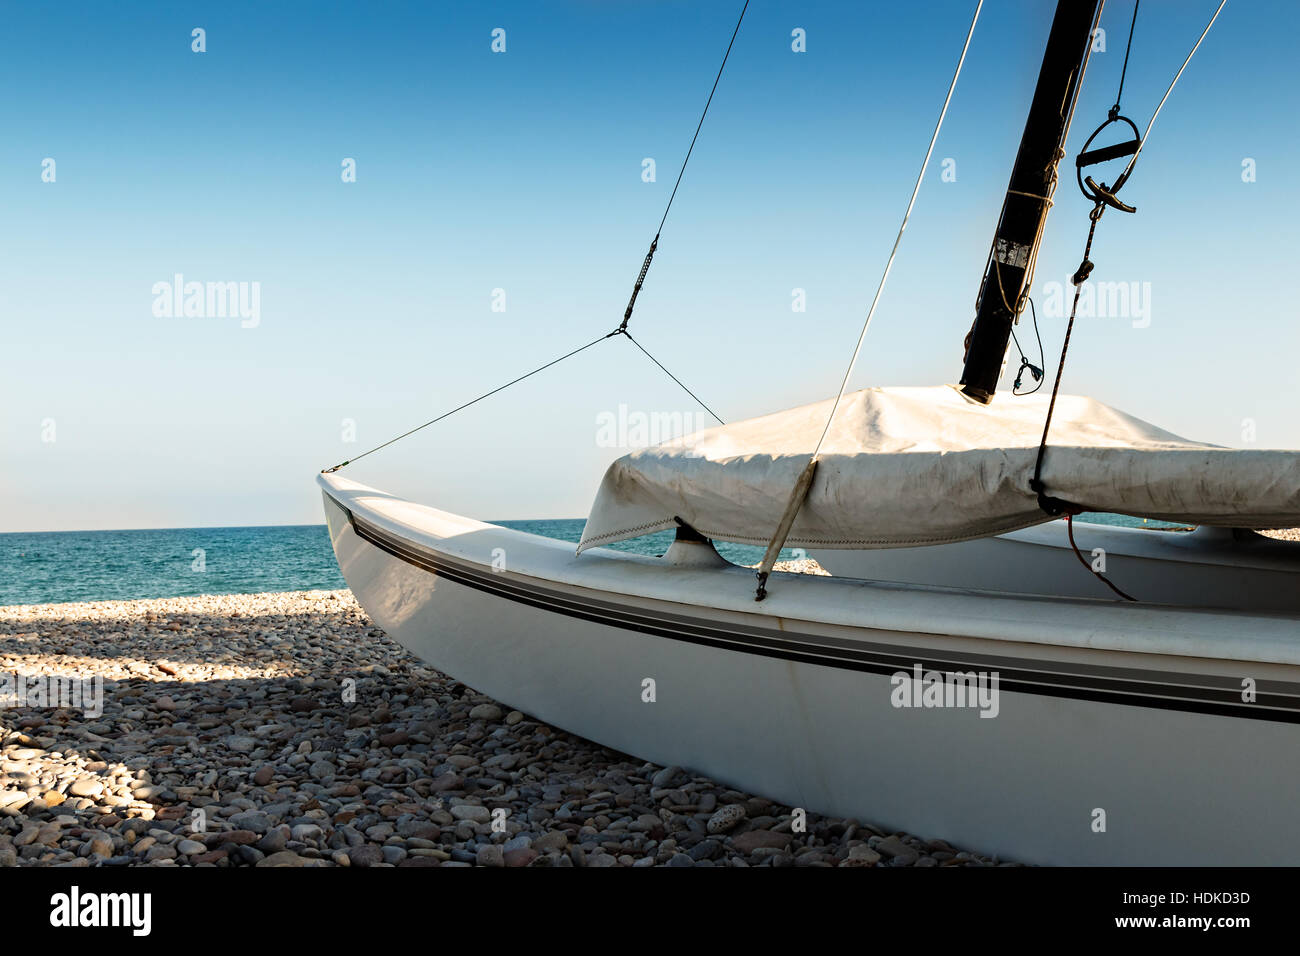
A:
959 0 1102 404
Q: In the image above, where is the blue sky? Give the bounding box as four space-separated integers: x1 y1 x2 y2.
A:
2 0 1296 532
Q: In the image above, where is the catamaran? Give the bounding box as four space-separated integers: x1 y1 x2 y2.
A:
318 0 1300 865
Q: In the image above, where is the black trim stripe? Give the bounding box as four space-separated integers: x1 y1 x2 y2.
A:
327 492 1300 724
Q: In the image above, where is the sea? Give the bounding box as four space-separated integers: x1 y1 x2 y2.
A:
0 513 1182 607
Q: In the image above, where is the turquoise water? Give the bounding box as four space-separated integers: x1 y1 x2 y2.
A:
0 520 785 607
0 514 1176 607
0 525 347 607
495 519 798 568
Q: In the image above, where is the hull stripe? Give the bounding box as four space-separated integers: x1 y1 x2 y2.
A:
328 493 1300 724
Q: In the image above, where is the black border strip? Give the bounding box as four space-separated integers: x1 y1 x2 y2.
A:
328 493 1300 724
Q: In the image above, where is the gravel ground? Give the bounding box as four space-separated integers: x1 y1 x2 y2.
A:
763 557 830 575
0 587 1002 868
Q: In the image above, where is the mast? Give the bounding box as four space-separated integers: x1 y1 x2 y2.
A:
959 0 1103 404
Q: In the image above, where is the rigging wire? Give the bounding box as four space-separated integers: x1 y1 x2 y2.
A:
1112 0 1140 115
753 0 985 600
1031 0 1228 600
622 331 725 425
656 0 749 239
322 331 618 473
322 4 751 473
1035 0 1229 497
619 0 750 333
1119 0 1226 184
808 0 983 461
320 329 724 474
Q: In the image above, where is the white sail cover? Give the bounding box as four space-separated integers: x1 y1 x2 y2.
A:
578 385 1300 553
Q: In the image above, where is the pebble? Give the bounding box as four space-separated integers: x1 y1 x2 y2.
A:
450 805 490 824
230 812 272 833
730 829 791 854
256 829 288 853
876 835 920 866
503 847 537 867
848 844 882 864
651 765 683 789
0 792 31 811
688 839 721 861
706 805 747 834
347 845 384 867
67 779 102 798
0 589 1007 869
475 845 504 867
534 830 568 852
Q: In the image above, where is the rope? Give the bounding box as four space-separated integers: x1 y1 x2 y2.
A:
619 0 750 333
1030 202 1104 512
1028 1 1226 601
1032 0 1228 506
753 0 984 601
1067 514 1138 602
1010 296 1044 395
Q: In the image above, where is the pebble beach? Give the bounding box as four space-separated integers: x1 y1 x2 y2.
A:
1 586 1000 869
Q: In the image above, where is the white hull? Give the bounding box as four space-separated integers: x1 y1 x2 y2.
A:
320 473 1300 865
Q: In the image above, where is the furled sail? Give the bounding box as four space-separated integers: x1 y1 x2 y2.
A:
578 385 1300 553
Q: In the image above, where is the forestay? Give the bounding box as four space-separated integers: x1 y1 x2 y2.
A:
578 385 1300 552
